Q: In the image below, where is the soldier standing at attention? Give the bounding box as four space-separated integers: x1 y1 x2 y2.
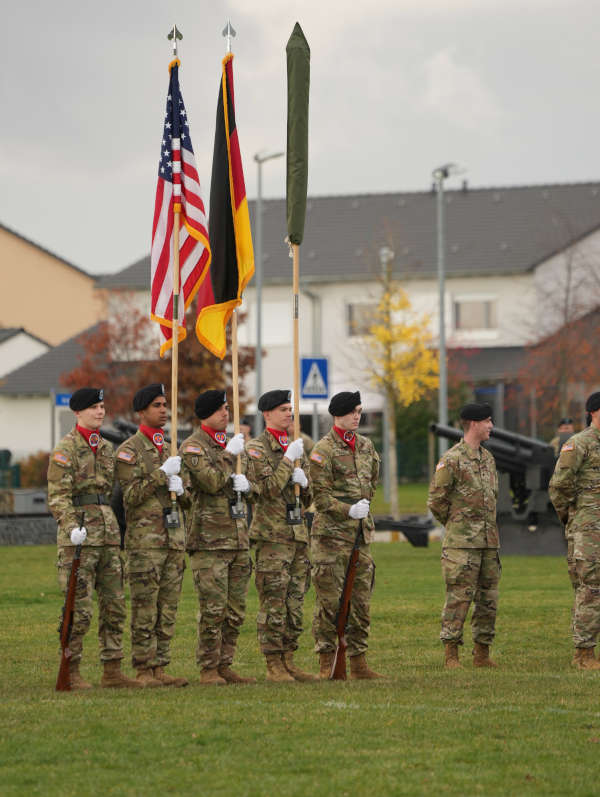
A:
308 391 382 680
428 403 500 669
246 389 317 683
549 417 575 457
180 390 256 685
47 388 140 689
549 392 600 670
116 383 189 687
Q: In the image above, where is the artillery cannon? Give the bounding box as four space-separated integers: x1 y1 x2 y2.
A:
430 423 565 554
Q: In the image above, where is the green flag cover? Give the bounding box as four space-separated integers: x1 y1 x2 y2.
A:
286 22 310 246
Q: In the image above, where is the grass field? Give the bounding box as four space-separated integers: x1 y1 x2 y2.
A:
371 482 429 515
1 542 598 796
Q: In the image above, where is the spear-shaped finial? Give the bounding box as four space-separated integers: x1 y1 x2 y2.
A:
222 20 236 54
168 24 183 57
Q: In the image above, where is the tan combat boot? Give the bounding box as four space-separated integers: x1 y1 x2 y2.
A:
101 660 143 688
282 651 319 682
319 652 335 680
218 665 256 684
571 648 583 667
135 668 164 687
68 661 93 690
444 642 461 669
473 642 498 668
576 648 600 670
199 668 227 685
349 654 384 680
265 654 295 683
153 666 189 687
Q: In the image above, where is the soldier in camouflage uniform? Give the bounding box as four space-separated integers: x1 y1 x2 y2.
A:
48 388 140 689
180 390 256 685
427 403 500 669
308 391 382 680
549 417 575 457
549 392 600 670
246 389 317 683
116 383 190 687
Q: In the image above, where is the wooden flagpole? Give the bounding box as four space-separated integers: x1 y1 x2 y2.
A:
292 243 302 515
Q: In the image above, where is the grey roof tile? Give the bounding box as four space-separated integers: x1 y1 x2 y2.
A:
97 181 600 289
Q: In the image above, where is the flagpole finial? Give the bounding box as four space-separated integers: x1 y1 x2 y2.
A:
222 20 236 54
168 25 183 57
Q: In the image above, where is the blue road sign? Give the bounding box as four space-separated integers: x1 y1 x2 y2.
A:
301 357 329 399
55 393 72 407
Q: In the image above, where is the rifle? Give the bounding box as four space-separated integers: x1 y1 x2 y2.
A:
56 512 85 691
330 519 363 680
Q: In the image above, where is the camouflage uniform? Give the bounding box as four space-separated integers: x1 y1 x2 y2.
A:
116 431 190 670
308 429 380 656
48 428 126 665
180 428 254 671
246 431 313 655
427 440 500 646
549 426 600 648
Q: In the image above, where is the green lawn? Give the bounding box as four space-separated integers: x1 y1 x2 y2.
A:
371 482 429 514
0 543 596 796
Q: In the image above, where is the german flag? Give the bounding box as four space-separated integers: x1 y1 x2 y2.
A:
196 53 254 359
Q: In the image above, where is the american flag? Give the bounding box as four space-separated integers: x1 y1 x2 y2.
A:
151 59 211 357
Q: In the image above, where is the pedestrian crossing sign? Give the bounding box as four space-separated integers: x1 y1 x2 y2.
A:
301 357 329 399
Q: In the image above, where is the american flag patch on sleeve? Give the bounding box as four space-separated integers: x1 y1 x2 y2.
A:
436 461 445 471
247 448 261 459
53 452 69 466
185 445 202 454
310 451 324 464
561 443 574 452
117 450 135 463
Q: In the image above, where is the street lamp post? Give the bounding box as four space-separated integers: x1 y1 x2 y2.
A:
379 245 395 506
253 150 284 437
432 163 464 455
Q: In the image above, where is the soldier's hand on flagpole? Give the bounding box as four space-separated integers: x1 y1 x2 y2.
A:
292 467 308 489
160 456 181 476
348 499 370 519
225 433 245 456
232 473 250 493
284 438 304 462
168 475 184 496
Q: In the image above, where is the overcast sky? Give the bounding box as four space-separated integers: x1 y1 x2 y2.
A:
2 0 599 274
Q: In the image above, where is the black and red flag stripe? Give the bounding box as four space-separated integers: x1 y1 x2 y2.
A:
196 53 254 359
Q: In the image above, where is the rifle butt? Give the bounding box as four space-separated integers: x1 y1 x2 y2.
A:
55 651 71 691
329 640 347 680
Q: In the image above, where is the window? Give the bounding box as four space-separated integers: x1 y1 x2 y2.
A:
454 299 497 331
347 303 377 336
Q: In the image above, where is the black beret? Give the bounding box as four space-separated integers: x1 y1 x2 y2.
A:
195 389 227 420
69 388 104 412
585 392 600 414
558 417 573 426
459 403 493 422
328 391 361 417
258 390 292 412
133 383 165 412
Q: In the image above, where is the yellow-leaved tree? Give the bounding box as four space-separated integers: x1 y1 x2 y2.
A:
366 270 438 519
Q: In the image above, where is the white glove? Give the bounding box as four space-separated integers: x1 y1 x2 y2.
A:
160 456 181 477
225 433 245 456
348 499 370 520
232 473 250 493
70 526 87 545
284 438 304 462
168 475 184 496
292 467 308 489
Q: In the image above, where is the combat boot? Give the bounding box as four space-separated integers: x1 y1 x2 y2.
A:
152 666 188 687
282 651 319 682
218 665 257 684
135 668 164 687
576 647 600 671
319 652 335 679
199 668 227 685
349 654 384 680
473 642 498 668
265 654 295 683
444 642 461 669
101 660 143 689
571 648 583 667
68 661 92 690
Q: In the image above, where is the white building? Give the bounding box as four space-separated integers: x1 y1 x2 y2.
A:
2 181 600 459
